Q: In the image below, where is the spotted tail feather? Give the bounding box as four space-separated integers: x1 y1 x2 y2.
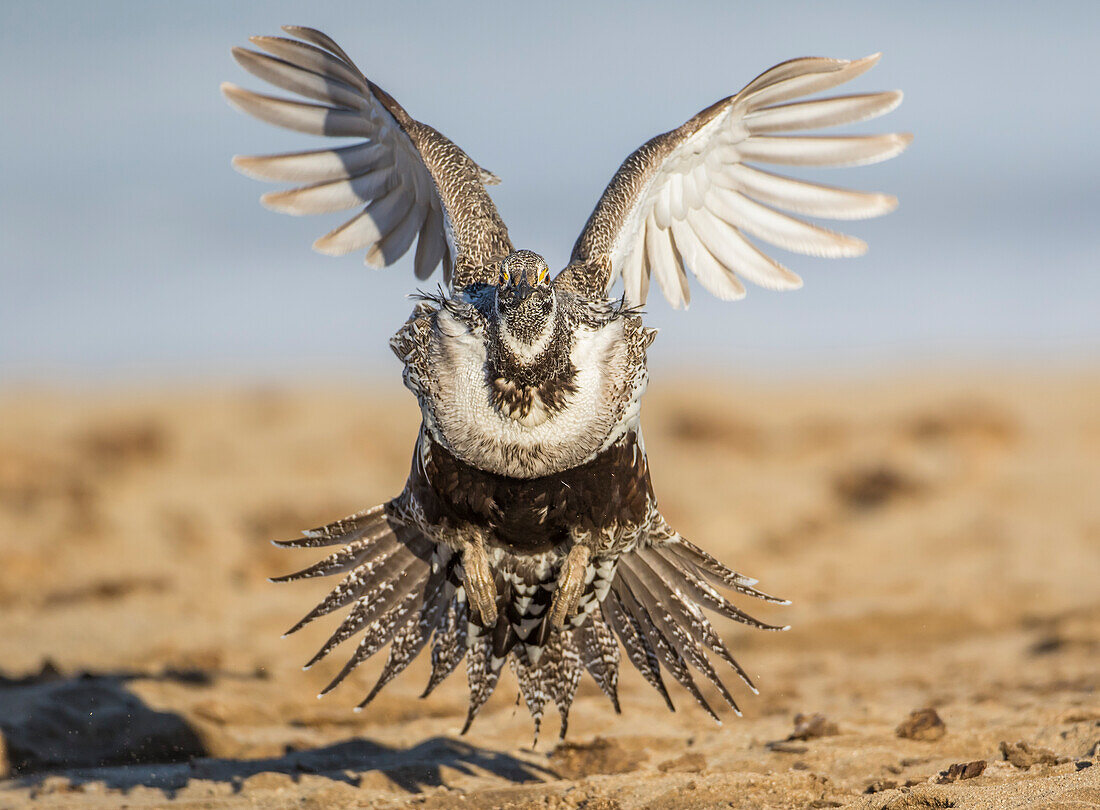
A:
356 561 453 709
610 569 722 721
606 530 789 721
461 630 504 733
603 587 674 711
423 593 468 697
575 608 621 713
273 503 784 737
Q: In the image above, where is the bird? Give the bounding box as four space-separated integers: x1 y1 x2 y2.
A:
223 25 910 739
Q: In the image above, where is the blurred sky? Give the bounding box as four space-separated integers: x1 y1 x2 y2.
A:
2 1 1098 383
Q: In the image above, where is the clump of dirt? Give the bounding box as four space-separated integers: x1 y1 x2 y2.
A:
788 712 840 740
896 708 946 741
935 760 986 783
999 740 1063 769
865 779 898 794
549 737 644 780
656 752 706 773
834 463 919 509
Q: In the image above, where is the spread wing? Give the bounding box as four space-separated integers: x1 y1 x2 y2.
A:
564 54 911 307
222 26 512 289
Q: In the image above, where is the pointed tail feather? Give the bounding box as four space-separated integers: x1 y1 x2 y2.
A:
319 583 426 695
358 565 453 709
642 545 788 631
511 651 549 743
461 631 504 733
509 630 585 741
422 594 468 697
269 526 399 582
615 561 738 715
544 631 583 739
611 575 721 721
283 537 421 637
663 536 789 604
635 548 764 688
575 608 622 713
603 590 675 711
272 500 785 736
274 504 389 549
357 620 423 708
304 553 430 669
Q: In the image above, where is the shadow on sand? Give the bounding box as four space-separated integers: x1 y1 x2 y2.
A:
0 668 555 797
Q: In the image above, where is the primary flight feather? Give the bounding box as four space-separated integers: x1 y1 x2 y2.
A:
224 25 910 738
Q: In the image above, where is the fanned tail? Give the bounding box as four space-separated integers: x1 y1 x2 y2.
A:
610 569 722 721
605 528 789 722
356 556 453 709
273 503 784 737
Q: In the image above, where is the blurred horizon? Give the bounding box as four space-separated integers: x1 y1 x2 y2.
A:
2 1 1098 384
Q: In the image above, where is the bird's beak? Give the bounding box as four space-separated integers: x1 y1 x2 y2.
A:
514 276 535 302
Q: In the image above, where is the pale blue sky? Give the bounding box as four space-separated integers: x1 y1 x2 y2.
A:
2 2 1097 381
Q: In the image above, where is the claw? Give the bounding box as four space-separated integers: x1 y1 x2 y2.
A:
462 538 497 625
549 544 592 628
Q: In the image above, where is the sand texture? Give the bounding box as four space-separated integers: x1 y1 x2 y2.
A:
0 375 1097 809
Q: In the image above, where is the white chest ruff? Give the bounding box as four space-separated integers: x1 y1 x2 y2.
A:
421 310 645 478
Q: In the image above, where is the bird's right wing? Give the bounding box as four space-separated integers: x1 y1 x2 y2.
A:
222 26 513 289
563 54 911 307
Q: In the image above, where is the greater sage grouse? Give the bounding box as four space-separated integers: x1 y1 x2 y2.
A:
223 26 910 738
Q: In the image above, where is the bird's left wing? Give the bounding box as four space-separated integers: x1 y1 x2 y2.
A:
562 54 911 307
222 26 512 289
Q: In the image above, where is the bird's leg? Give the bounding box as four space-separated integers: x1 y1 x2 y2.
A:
549 543 592 628
461 534 498 626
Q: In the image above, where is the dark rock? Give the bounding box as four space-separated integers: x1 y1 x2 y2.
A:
896 708 946 741
789 712 840 740
766 741 809 754
865 779 898 793
935 759 986 783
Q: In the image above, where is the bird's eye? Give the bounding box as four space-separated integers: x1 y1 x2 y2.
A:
500 268 510 285
537 266 549 284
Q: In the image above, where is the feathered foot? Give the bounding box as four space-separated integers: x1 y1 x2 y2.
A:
462 535 498 626
548 543 592 628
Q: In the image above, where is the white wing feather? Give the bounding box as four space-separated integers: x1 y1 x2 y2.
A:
223 27 504 280
599 53 911 308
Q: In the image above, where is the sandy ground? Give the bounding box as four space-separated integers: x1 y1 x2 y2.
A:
0 374 1097 809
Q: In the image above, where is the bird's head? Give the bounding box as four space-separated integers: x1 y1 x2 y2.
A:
494 250 558 364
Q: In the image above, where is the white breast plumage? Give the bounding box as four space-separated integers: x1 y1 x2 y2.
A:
420 308 645 478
